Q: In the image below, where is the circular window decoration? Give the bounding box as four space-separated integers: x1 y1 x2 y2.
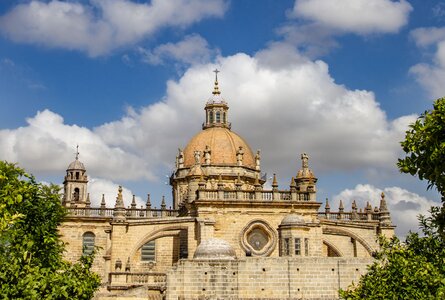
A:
240 220 277 256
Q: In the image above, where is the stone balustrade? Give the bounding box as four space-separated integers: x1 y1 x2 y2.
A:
318 212 381 222
65 207 178 219
196 189 312 202
108 272 167 290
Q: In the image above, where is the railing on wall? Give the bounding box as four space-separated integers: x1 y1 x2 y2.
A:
318 212 380 222
108 272 166 289
197 189 311 202
65 207 178 219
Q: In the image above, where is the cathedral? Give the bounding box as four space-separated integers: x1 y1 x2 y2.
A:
59 73 394 300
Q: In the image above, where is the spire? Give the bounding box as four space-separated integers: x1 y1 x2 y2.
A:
75 144 80 160
272 173 278 191
100 194 106 209
146 194 151 210
379 192 392 226
113 186 126 222
161 196 166 210
338 199 344 212
379 192 388 211
212 69 220 95
131 195 137 209
85 193 91 208
325 198 330 213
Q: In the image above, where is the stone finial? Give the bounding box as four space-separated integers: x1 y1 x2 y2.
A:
379 192 388 211
339 199 344 212
301 153 309 169
100 194 106 209
255 150 261 171
146 194 152 210
113 186 126 221
290 176 296 188
212 69 221 95
131 195 137 209
351 200 357 211
85 193 91 207
325 198 330 213
272 173 278 191
365 201 372 212
161 196 166 210
178 148 184 168
204 145 211 165
115 186 124 209
379 192 392 226
236 146 244 166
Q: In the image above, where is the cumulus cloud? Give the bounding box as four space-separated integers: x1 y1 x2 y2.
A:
0 109 154 180
0 45 417 191
138 34 218 66
333 184 439 238
290 0 412 35
410 27 445 99
94 44 416 182
88 177 144 207
0 0 227 56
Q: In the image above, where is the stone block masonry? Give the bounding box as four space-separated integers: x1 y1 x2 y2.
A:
167 257 372 299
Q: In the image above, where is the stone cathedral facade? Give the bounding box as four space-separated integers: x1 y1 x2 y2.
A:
59 74 395 300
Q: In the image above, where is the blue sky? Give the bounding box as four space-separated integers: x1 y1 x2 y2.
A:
1 0 445 236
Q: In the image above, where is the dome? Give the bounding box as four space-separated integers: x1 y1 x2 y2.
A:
67 159 86 171
183 127 255 168
193 238 236 260
280 214 306 226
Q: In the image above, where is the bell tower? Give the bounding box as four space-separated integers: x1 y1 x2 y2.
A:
63 146 88 207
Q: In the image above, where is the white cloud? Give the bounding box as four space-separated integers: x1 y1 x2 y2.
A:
0 0 227 56
291 0 412 35
410 27 445 99
411 27 445 48
0 46 417 201
333 184 439 238
138 34 218 66
95 44 416 181
0 109 154 180
88 177 144 207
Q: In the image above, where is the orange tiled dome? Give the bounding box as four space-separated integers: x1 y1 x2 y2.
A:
183 127 255 168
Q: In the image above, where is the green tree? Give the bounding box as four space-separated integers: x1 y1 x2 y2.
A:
340 207 445 299
341 98 445 299
398 97 445 199
0 161 100 299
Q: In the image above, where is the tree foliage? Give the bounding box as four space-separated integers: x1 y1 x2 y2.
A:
0 161 100 299
342 98 445 299
340 207 445 299
398 97 445 199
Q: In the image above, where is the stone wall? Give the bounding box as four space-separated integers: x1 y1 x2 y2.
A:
167 257 372 299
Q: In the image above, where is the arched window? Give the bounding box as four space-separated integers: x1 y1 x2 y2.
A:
73 188 80 201
222 112 226 123
209 111 214 124
216 111 221 123
141 240 156 261
82 232 95 255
